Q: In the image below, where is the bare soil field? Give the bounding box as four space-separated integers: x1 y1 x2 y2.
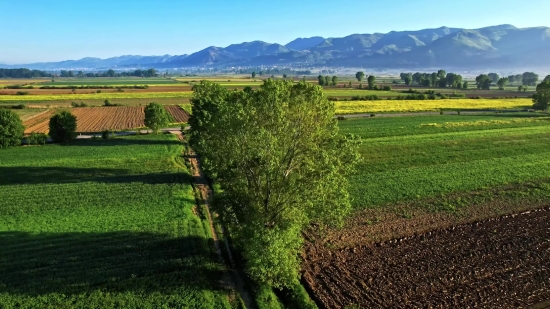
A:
303 207 550 309
21 106 189 133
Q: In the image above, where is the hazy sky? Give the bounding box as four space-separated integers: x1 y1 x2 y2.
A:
1 0 549 64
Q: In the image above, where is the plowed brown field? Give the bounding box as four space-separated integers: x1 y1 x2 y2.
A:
165 105 189 123
22 109 56 134
21 106 189 133
303 208 550 309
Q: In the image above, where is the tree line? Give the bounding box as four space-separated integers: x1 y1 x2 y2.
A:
0 68 51 78
399 70 543 91
59 68 159 78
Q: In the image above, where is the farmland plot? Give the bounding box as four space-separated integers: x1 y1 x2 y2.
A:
21 106 189 133
0 135 233 308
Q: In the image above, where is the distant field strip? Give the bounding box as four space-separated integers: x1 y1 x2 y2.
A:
335 98 533 114
0 91 193 101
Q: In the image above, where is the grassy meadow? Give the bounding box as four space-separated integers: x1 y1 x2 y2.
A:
0 135 233 308
339 113 550 208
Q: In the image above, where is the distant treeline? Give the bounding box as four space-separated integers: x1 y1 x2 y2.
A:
59 69 159 78
0 68 51 78
236 68 312 76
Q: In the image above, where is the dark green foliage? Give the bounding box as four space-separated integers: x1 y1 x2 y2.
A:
522 72 539 86
476 74 492 90
144 102 170 134
317 75 324 86
497 77 509 90
281 284 318 309
255 284 284 309
48 110 77 143
331 76 338 86
367 75 376 89
355 71 365 82
488 73 500 83
533 81 550 111
0 109 24 148
27 132 48 145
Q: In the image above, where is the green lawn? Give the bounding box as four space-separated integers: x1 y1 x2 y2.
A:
340 113 550 208
0 135 232 308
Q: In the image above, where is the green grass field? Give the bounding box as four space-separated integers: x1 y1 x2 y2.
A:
339 113 550 208
0 135 233 308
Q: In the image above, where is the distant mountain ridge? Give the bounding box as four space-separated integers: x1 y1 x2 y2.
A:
2 24 549 70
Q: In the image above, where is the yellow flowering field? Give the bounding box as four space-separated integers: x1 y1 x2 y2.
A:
334 98 533 114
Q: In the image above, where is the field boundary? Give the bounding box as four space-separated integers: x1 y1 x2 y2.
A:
177 132 253 309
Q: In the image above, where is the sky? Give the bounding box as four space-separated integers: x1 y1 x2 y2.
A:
1 0 549 64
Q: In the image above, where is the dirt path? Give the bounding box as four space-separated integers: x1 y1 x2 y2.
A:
175 132 253 308
303 207 550 309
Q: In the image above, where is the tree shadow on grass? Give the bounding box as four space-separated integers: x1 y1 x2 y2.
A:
0 231 227 297
65 137 183 147
0 166 192 185
460 112 550 119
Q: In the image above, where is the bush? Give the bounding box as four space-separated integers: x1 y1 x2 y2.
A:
281 284 318 309
27 132 48 145
370 113 375 117
255 284 284 309
49 110 77 143
15 91 29 95
0 109 24 148
382 85 392 91
337 116 347 121
101 130 111 139
12 104 26 109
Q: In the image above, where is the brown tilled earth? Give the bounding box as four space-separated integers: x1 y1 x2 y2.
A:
303 206 550 308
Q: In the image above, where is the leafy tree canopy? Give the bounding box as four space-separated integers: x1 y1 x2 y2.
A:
533 81 550 111
0 109 24 148
49 110 77 143
144 102 171 134
355 71 365 82
189 80 360 288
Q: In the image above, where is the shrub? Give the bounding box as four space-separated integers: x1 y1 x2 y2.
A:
101 130 111 139
0 109 24 148
337 116 347 121
370 113 375 117
15 91 29 95
382 85 392 91
49 110 77 143
12 104 26 109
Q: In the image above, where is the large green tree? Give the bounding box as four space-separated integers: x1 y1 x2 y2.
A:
533 81 550 111
144 102 171 134
367 75 376 89
522 72 539 86
49 110 77 143
475 74 492 90
0 110 24 148
355 71 365 82
317 74 324 86
497 77 509 90
488 73 500 83
331 76 338 86
189 80 360 288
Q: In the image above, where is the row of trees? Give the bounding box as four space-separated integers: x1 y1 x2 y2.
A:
400 70 467 89
59 68 159 78
0 68 51 78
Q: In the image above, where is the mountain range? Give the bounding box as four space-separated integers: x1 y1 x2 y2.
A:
3 24 549 71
